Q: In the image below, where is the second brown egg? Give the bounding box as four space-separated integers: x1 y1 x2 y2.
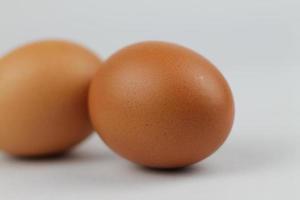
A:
89 41 234 169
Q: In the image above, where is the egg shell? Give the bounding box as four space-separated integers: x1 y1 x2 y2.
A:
0 40 102 157
89 41 234 169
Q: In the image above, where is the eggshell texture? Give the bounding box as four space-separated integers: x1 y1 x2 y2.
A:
0 40 102 157
89 41 234 169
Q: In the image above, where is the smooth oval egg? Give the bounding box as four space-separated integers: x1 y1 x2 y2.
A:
0 40 102 157
89 41 234 169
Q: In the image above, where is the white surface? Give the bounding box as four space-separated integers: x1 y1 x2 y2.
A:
0 0 299 199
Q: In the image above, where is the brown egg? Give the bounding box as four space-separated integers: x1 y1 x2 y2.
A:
89 41 234 169
0 40 102 157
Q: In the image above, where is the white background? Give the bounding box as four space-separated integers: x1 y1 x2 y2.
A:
0 0 299 199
